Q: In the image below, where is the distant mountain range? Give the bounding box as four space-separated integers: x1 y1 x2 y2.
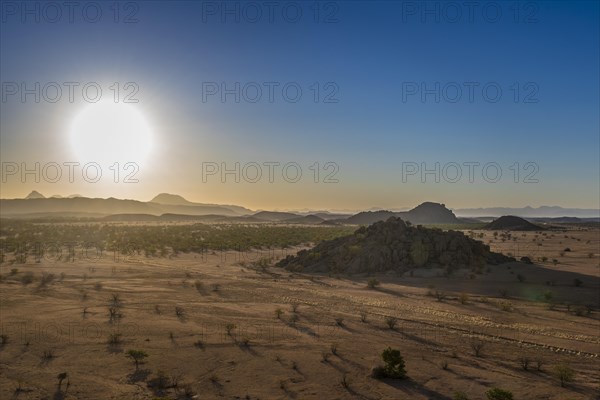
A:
454 206 599 218
1 192 252 218
1 192 598 223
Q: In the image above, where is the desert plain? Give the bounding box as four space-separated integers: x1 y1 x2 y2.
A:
0 223 598 400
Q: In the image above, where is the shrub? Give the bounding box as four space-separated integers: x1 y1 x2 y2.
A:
330 343 338 355
459 292 469 305
335 317 344 327
381 347 406 379
519 357 529 370
573 305 586 316
486 388 513 400
367 278 380 289
194 280 203 292
108 307 122 322
110 293 121 306
360 311 368 323
499 301 513 312
471 340 485 357
535 358 544 371
225 323 236 336
453 392 469 400
108 333 122 345
38 272 56 288
340 374 350 390
126 349 148 369
42 349 55 360
275 308 284 319
520 256 532 264
554 365 575 387
435 290 446 302
20 272 34 285
385 316 398 330
290 303 299 313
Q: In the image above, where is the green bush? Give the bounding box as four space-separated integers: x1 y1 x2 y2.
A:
367 278 380 289
486 388 513 400
554 364 575 387
381 347 406 379
126 349 148 369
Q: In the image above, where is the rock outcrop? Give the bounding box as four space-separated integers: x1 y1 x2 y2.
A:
484 215 543 231
277 217 513 274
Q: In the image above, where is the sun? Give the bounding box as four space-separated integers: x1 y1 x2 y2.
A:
70 101 153 165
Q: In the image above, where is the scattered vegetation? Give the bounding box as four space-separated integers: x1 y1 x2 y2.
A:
126 349 148 369
384 316 398 330
367 277 380 289
471 340 485 357
554 364 575 387
225 323 236 336
485 388 513 400
453 392 469 400
359 311 368 323
372 347 407 379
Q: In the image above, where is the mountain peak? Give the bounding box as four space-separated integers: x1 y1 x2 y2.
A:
25 190 45 199
150 193 192 206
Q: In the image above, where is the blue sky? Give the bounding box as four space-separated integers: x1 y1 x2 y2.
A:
1 1 598 210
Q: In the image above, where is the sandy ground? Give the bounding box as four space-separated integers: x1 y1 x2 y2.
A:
0 227 598 399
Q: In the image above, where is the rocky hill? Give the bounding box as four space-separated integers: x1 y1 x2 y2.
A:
277 217 513 274
397 202 458 224
484 215 543 231
334 202 461 225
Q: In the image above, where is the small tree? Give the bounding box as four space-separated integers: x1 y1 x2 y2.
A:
381 347 406 379
486 388 513 400
385 316 398 330
56 372 68 389
471 340 485 357
126 349 148 370
554 365 575 387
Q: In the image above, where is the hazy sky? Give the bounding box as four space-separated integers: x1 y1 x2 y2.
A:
1 1 598 211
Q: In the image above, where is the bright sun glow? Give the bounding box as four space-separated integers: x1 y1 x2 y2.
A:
70 101 153 165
